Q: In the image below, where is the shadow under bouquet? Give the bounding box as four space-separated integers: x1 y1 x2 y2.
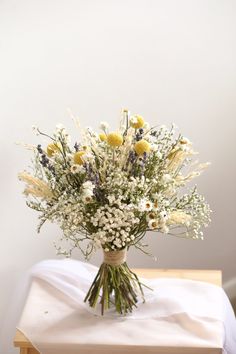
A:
19 110 211 315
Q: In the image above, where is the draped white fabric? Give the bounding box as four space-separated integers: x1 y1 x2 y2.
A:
17 259 236 354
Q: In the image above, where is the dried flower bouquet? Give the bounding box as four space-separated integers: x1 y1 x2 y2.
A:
19 110 211 315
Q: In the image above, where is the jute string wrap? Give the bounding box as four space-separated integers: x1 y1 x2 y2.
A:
103 248 127 266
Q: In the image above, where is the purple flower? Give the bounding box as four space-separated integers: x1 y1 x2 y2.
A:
74 142 80 152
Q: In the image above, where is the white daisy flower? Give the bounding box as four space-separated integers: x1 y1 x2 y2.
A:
159 210 169 222
148 219 159 229
82 194 93 204
138 199 153 212
146 212 156 221
82 181 94 191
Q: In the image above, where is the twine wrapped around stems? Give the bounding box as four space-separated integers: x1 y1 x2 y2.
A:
84 247 146 315
103 248 127 266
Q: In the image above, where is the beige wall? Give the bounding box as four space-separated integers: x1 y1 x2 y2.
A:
0 0 236 353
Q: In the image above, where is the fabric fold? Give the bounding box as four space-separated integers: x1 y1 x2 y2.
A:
16 259 236 354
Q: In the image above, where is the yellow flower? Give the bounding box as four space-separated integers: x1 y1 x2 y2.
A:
99 133 107 142
134 139 151 155
130 115 145 129
107 132 123 147
74 151 85 165
47 142 62 157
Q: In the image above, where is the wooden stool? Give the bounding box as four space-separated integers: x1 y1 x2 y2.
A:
14 269 222 354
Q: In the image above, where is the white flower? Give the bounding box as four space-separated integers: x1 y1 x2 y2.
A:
82 194 93 204
70 164 85 174
146 212 156 221
151 143 158 152
162 174 172 184
130 116 138 125
82 181 94 191
138 199 153 212
100 121 109 131
148 219 159 229
156 151 162 159
56 123 65 131
159 210 168 221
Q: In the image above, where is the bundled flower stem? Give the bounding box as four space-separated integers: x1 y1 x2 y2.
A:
18 110 212 315
84 249 145 315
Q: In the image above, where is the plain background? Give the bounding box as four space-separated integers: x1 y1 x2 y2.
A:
0 0 236 353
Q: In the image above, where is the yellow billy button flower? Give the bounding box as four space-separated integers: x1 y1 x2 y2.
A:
74 151 85 165
47 142 62 157
134 139 151 155
107 132 123 147
99 133 107 142
130 115 145 129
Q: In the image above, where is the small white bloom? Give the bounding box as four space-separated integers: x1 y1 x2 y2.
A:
56 123 65 131
146 212 156 221
130 116 138 125
148 219 159 229
32 125 40 135
100 121 109 131
159 210 169 221
82 181 94 191
70 164 85 174
138 199 153 212
162 174 172 184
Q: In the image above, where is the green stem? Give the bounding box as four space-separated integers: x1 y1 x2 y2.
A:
84 261 148 315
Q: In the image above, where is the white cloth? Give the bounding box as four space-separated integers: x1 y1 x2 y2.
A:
17 259 236 354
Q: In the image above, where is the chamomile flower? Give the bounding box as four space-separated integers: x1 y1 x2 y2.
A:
138 199 153 212
159 210 169 222
148 219 159 229
146 212 156 221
